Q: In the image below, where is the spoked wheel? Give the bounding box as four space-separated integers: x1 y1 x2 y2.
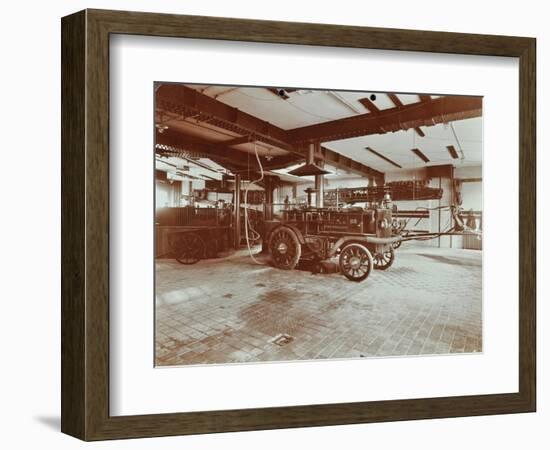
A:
339 243 373 282
373 247 395 270
268 226 301 270
175 232 205 265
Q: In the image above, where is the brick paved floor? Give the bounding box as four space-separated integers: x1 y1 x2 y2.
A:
155 246 482 366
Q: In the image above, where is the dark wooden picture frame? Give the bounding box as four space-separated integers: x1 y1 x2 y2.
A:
61 9 536 441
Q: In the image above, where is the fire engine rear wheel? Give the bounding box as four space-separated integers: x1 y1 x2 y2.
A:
175 232 205 265
269 226 301 270
373 247 395 270
339 243 373 282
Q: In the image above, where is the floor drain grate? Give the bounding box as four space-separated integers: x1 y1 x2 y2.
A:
270 334 294 347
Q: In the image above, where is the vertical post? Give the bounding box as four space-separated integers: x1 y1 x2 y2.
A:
305 188 315 208
234 173 241 248
264 176 273 220
314 141 324 208
314 174 324 208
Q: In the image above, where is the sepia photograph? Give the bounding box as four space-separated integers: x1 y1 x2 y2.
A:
154 83 483 367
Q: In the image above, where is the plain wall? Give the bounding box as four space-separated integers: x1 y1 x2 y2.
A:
0 1 546 450
461 181 483 211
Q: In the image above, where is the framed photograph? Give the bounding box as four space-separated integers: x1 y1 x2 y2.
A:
61 9 536 441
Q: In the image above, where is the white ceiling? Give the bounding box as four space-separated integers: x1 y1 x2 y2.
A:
324 117 482 171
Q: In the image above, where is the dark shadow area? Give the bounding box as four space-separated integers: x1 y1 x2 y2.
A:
34 415 60 431
418 252 482 267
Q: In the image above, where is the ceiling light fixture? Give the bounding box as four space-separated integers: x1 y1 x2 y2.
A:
366 147 402 169
447 145 459 159
411 148 430 163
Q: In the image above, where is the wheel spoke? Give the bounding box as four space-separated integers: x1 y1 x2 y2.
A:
270 227 300 270
339 243 372 281
373 248 394 270
175 233 203 264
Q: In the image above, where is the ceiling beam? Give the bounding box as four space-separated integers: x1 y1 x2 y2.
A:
386 93 403 107
223 135 254 146
156 130 299 172
156 84 294 151
358 97 380 113
411 148 430 163
321 146 384 182
156 130 246 164
447 145 460 159
414 127 425 137
288 96 482 143
387 93 425 137
361 95 422 137
366 147 402 169
157 85 383 180
157 129 383 179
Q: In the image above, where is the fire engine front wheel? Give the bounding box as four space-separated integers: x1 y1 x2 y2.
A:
339 243 373 282
373 247 395 270
269 226 302 270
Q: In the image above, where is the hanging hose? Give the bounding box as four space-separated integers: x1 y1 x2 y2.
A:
243 141 266 265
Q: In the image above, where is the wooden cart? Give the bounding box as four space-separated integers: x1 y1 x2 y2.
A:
156 207 232 264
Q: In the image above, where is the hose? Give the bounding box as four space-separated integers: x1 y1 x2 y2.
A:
243 141 266 265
